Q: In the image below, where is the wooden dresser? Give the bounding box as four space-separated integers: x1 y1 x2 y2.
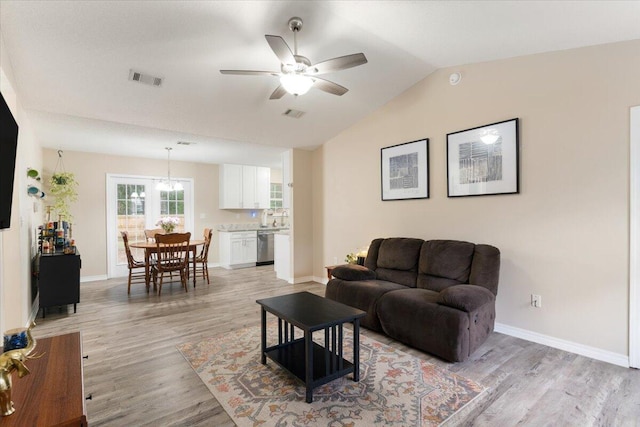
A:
1 332 87 426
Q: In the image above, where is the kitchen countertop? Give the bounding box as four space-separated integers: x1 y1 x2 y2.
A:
217 223 289 232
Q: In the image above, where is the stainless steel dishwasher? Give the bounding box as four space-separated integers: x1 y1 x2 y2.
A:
257 229 276 265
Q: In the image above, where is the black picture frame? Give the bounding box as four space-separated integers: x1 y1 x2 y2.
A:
381 138 429 201
446 118 519 197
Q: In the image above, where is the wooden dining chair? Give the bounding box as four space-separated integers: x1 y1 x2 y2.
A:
121 231 147 294
152 232 191 295
144 228 165 270
193 228 213 286
144 228 165 242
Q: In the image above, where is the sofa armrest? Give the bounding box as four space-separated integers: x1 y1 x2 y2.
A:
437 285 495 312
331 264 376 281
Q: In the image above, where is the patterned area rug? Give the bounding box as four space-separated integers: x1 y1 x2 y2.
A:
177 325 485 426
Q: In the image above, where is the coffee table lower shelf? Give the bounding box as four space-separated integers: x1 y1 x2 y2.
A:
264 337 355 394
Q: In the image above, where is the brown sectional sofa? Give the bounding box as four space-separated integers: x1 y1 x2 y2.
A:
325 237 500 362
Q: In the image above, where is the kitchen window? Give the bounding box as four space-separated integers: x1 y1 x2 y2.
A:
270 183 283 209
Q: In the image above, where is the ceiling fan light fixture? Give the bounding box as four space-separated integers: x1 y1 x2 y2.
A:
280 74 313 96
220 16 367 99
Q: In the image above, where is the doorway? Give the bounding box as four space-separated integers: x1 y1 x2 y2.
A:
106 174 193 278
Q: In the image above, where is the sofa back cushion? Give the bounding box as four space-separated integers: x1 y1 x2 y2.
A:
366 237 423 287
417 240 475 291
364 237 500 294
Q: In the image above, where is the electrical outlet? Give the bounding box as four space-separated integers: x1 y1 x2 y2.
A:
531 294 542 308
333 256 338 265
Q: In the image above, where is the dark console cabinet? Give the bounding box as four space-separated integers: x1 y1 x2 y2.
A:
2 332 88 426
35 251 81 317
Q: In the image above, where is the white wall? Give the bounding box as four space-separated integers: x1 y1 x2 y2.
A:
291 149 313 282
0 30 43 331
314 39 640 359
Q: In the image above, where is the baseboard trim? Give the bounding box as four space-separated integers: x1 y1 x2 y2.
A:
221 262 255 270
313 276 328 285
293 276 314 284
81 275 108 283
495 322 629 368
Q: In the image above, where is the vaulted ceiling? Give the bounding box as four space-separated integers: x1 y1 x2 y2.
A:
1 1 639 167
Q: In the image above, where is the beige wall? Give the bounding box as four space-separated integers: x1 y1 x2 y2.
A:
1 31 43 331
315 39 640 356
292 149 314 280
42 149 264 277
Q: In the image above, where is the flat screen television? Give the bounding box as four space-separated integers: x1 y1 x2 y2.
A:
0 91 19 229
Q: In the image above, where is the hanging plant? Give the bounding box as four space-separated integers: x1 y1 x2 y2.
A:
50 172 77 221
49 151 78 222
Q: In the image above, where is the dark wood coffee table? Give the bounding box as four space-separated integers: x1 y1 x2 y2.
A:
256 291 366 403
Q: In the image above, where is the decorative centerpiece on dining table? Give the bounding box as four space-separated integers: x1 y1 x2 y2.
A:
156 216 180 233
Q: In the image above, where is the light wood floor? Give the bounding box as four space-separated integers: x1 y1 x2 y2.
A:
32 266 640 426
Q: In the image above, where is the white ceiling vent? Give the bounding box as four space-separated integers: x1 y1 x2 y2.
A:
128 69 163 87
282 109 305 119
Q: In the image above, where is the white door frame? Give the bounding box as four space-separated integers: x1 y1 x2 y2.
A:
630 106 640 368
106 173 194 278
0 233 4 337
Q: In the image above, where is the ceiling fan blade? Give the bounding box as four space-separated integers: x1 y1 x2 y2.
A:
312 77 348 96
269 85 287 100
310 53 368 74
265 35 296 65
220 70 279 76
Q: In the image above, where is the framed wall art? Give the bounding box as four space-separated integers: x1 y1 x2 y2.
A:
447 118 519 197
381 138 429 201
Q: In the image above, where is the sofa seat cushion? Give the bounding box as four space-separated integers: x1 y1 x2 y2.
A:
377 288 496 362
377 288 471 362
416 275 462 293
376 268 418 288
331 264 376 281
325 279 406 331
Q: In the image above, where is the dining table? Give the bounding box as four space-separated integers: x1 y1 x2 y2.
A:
130 239 205 288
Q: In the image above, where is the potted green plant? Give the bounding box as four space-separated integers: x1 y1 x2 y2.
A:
49 172 78 222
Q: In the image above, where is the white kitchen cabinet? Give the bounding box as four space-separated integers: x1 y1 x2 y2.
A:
241 166 256 209
219 231 257 269
255 166 271 208
219 164 271 209
219 164 243 209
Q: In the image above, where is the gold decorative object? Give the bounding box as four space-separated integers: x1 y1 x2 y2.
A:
0 322 41 417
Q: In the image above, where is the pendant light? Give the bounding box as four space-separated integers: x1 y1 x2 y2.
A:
156 147 183 191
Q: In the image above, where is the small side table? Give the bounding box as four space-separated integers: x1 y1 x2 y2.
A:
325 264 346 281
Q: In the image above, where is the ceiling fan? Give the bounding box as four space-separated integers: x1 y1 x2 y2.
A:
220 17 368 99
